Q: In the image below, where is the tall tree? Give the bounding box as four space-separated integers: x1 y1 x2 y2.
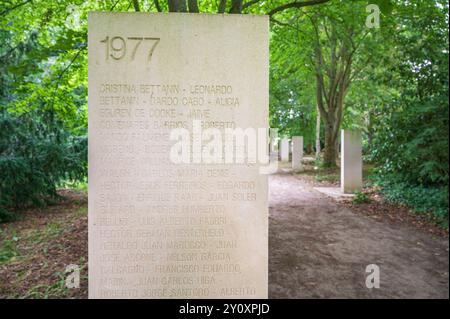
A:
276 2 383 166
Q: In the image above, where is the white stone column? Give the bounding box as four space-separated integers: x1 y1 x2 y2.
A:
341 130 362 193
292 136 304 171
280 138 290 162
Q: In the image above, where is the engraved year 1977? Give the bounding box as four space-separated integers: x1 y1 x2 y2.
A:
100 36 160 62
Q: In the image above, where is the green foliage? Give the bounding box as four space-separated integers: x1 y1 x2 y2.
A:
376 176 449 228
363 1 449 226
269 67 317 144
0 0 448 229
368 1 449 186
0 234 20 264
62 178 87 192
0 109 87 222
353 191 370 204
372 99 449 186
1 1 90 220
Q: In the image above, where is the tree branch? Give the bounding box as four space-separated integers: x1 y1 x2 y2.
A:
270 14 303 30
0 0 32 16
57 46 85 81
268 0 330 16
242 0 260 10
218 0 227 13
110 0 121 11
0 43 22 61
270 16 293 28
310 15 329 108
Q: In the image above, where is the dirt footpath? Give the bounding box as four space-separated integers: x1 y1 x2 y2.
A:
268 173 449 298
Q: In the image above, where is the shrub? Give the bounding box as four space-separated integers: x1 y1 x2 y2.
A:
0 109 87 222
375 175 449 228
353 191 370 204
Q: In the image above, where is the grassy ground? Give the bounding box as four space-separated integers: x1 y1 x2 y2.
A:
0 190 88 299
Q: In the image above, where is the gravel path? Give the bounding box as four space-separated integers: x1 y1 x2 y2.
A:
268 173 449 298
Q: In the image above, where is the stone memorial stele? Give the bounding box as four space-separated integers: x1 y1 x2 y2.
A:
340 129 362 193
88 12 268 299
292 136 303 171
280 138 290 162
269 134 277 153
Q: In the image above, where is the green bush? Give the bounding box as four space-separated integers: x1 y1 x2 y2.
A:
0 109 87 222
366 9 449 229
375 176 449 228
353 191 370 204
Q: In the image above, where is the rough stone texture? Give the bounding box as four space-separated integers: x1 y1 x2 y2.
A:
341 130 362 193
88 12 268 299
292 136 303 171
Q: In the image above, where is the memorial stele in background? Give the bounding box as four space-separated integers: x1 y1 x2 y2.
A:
292 136 303 171
341 129 363 193
88 13 268 298
280 138 290 162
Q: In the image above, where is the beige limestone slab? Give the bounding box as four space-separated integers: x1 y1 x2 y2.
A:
340 130 362 193
88 12 268 299
292 136 303 171
280 138 290 162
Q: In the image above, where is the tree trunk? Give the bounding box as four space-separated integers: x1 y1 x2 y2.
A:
154 0 162 12
230 0 243 13
132 0 140 11
323 121 338 166
218 0 226 13
188 0 199 13
322 91 345 166
168 0 187 12
311 15 354 168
